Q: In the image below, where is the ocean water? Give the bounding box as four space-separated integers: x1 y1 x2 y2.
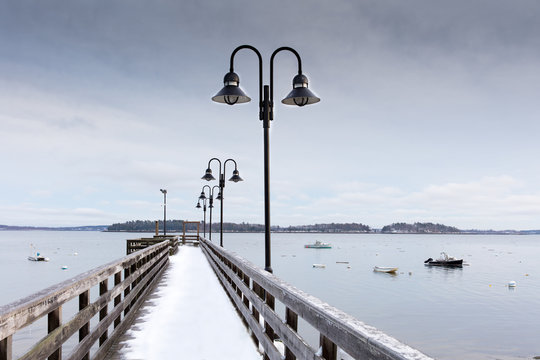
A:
1 231 539 359
223 233 540 360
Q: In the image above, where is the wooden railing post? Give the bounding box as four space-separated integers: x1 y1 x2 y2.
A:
285 308 298 360
79 290 90 360
251 282 261 347
320 335 337 360
114 271 122 328
124 266 131 316
0 336 12 360
242 274 250 310
47 307 62 360
264 291 275 360
99 279 108 346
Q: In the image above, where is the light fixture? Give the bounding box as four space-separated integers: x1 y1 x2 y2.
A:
212 72 251 105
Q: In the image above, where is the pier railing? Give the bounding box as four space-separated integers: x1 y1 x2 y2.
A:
200 239 433 360
126 235 179 255
0 241 169 360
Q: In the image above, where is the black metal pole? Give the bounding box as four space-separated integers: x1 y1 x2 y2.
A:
219 174 225 247
163 192 167 236
262 85 273 273
203 203 207 237
209 198 213 241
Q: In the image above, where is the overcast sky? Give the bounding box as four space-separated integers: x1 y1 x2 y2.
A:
1 0 540 230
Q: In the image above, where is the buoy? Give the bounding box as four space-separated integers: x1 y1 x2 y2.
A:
508 281 516 287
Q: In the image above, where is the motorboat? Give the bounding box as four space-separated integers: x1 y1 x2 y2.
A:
424 252 463 267
305 240 332 249
28 253 49 262
373 266 398 273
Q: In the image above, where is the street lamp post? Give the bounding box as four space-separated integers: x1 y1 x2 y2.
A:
202 158 243 247
160 189 167 236
212 45 320 272
198 185 220 241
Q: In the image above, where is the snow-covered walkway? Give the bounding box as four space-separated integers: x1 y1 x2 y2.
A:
118 245 261 360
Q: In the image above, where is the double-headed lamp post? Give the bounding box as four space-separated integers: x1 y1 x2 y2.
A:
159 189 167 236
212 45 320 272
202 158 243 247
196 196 207 237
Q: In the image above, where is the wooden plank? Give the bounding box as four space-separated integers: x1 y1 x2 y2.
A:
123 266 131 316
47 307 61 360
251 282 261 347
201 239 433 360
78 290 90 360
320 334 337 360
285 308 298 360
99 279 108 346
0 336 12 360
114 272 122 328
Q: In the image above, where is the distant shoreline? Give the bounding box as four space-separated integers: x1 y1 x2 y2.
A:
1 227 539 235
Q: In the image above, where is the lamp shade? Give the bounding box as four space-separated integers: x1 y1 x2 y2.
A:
212 72 251 105
199 191 206 200
228 169 243 182
196 201 201 209
202 168 216 181
216 191 222 200
282 74 320 106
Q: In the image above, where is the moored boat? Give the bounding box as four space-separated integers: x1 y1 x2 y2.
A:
424 252 463 267
28 253 49 262
373 266 398 273
304 240 332 249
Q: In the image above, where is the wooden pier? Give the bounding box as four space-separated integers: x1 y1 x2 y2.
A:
1 236 433 360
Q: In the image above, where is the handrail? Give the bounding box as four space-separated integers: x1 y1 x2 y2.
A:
200 239 433 360
0 241 170 360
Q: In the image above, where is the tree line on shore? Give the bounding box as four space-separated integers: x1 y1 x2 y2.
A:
106 220 461 233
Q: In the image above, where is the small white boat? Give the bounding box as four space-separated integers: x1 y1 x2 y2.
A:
312 264 326 268
373 266 398 273
305 240 332 249
28 244 49 261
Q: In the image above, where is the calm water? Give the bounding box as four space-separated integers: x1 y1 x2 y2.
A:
1 231 539 359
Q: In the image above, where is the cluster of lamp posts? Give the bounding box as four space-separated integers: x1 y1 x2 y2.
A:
194 45 320 273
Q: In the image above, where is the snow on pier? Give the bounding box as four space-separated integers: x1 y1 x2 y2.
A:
116 245 261 360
